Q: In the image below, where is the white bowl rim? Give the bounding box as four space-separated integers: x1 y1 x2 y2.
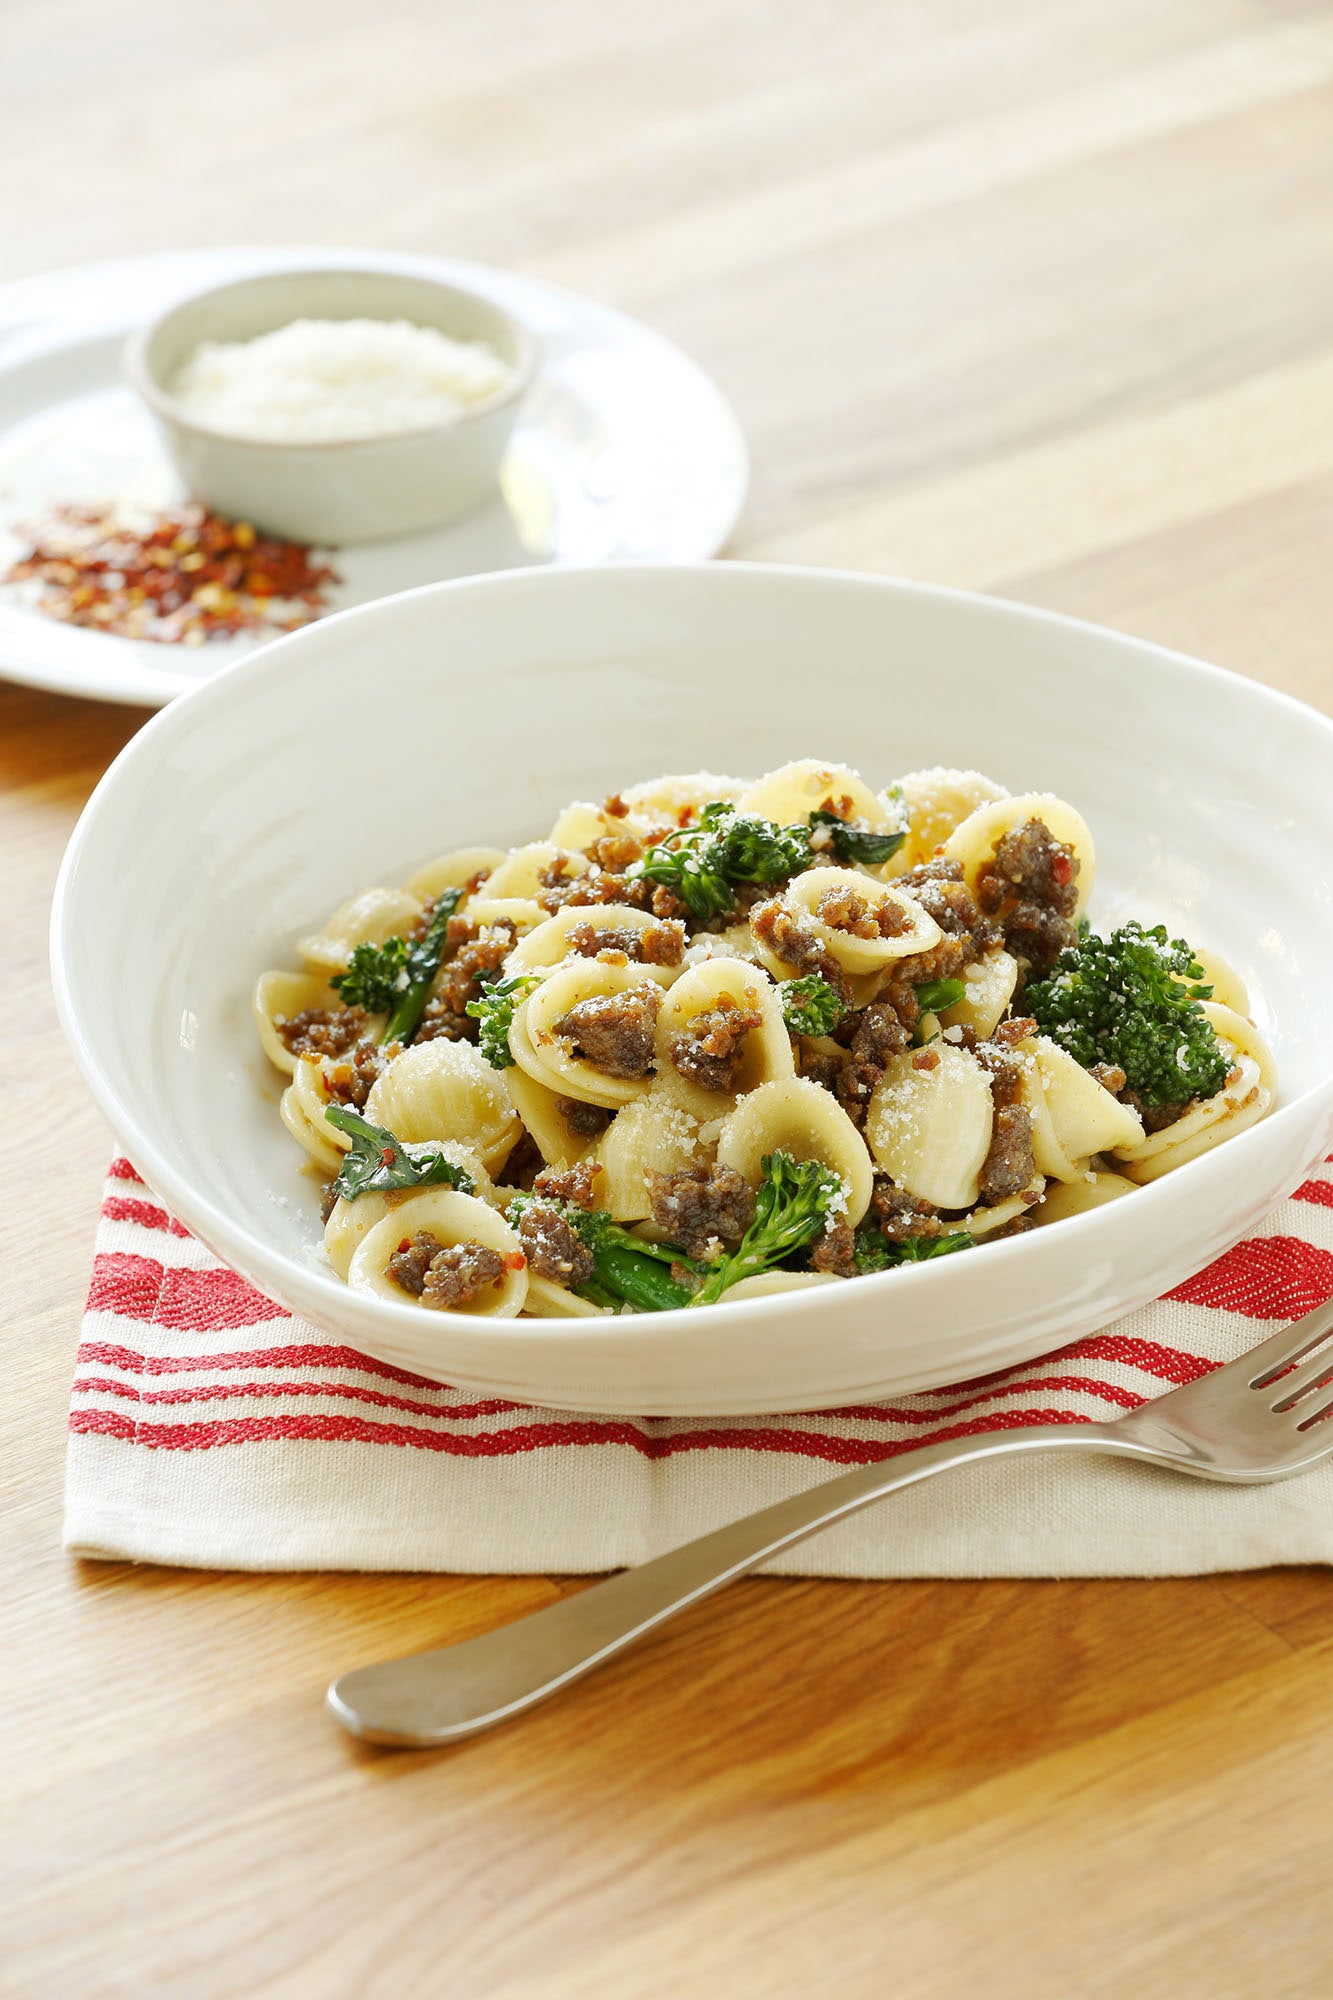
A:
50 559 1333 1353
124 265 539 453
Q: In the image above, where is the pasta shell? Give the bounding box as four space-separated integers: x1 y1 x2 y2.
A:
866 1045 994 1211
365 1039 520 1174
716 1076 873 1225
403 846 507 902
298 886 424 973
943 793 1095 914
347 1190 527 1317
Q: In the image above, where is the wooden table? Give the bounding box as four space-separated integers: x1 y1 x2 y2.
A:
5 3 1333 1992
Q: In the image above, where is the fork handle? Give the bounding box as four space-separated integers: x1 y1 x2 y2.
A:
329 1421 1143 1746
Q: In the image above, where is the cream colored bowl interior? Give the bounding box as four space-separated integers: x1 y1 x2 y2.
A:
52 564 1333 1414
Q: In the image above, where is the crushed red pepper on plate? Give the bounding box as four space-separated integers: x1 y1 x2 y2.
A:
3 502 339 645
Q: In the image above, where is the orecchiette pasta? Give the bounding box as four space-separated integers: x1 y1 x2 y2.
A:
943 793 1096 914
259 761 1277 1316
364 1039 520 1173
654 959 794 1099
299 886 424 973
739 759 896 833
457 895 548 935
866 1045 994 1212
514 959 661 1109
1033 1173 1138 1226
507 903 685 984
502 1063 604 1168
482 842 586 902
620 771 746 821
1023 1037 1145 1182
753 867 942 979
403 847 507 902
347 1189 528 1317
716 1076 873 1225
886 767 1009 871
253 969 347 1074
324 1142 491 1278
940 949 1019 1040
595 1076 717 1220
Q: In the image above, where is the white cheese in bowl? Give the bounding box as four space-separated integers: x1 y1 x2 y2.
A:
168 317 514 443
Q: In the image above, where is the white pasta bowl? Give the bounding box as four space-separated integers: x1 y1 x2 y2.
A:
51 564 1333 1415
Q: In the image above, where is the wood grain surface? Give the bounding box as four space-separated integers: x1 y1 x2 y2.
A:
5 2 1333 1994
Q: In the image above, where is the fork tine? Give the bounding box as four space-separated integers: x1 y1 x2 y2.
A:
1241 1293 1333 1390
1296 1394 1333 1434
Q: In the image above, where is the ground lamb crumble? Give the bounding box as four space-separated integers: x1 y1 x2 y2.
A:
751 898 852 1002
516 1200 595 1287
277 1005 369 1059
816 884 912 940
552 984 661 1078
414 917 516 1044
385 1231 509 1310
533 1159 605 1210
975 817 1079 979
668 994 763 1093
566 919 685 966
646 1164 756 1260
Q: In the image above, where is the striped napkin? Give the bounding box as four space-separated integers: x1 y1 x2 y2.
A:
64 1157 1333 1577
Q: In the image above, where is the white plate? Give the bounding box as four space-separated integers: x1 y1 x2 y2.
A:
51 564 1333 1415
0 248 748 708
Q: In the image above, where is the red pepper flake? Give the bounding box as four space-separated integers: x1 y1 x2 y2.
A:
380 1147 397 1167
506 1251 527 1271
396 1237 411 1254
3 502 339 645
1051 851 1074 887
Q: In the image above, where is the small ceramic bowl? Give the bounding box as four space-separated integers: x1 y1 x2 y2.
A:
125 268 537 544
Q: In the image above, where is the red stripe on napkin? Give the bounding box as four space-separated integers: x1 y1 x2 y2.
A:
68 1403 1092 1464
70 1162 1333 1477
1165 1236 1333 1318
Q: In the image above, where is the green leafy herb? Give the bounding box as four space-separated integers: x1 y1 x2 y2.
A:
853 1228 974 1273
325 1105 476 1203
780 973 847 1037
467 972 541 1069
626 802 812 920
380 887 465 1046
688 1152 844 1307
330 936 409 1014
913 976 967 1016
1026 920 1226 1108
807 807 907 866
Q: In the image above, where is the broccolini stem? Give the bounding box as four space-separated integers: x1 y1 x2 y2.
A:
588 1239 697 1312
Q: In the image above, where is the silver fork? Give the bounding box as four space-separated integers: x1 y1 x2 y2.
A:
328 1295 1333 1747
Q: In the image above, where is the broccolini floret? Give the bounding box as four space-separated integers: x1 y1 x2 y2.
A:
626 802 812 919
688 1152 844 1307
330 936 409 1015
780 973 847 1037
382 887 465 1045
1026 921 1227 1108
853 1228 974 1273
329 887 465 1044
467 972 541 1069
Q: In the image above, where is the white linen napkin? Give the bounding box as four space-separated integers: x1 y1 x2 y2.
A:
64 1157 1333 1576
